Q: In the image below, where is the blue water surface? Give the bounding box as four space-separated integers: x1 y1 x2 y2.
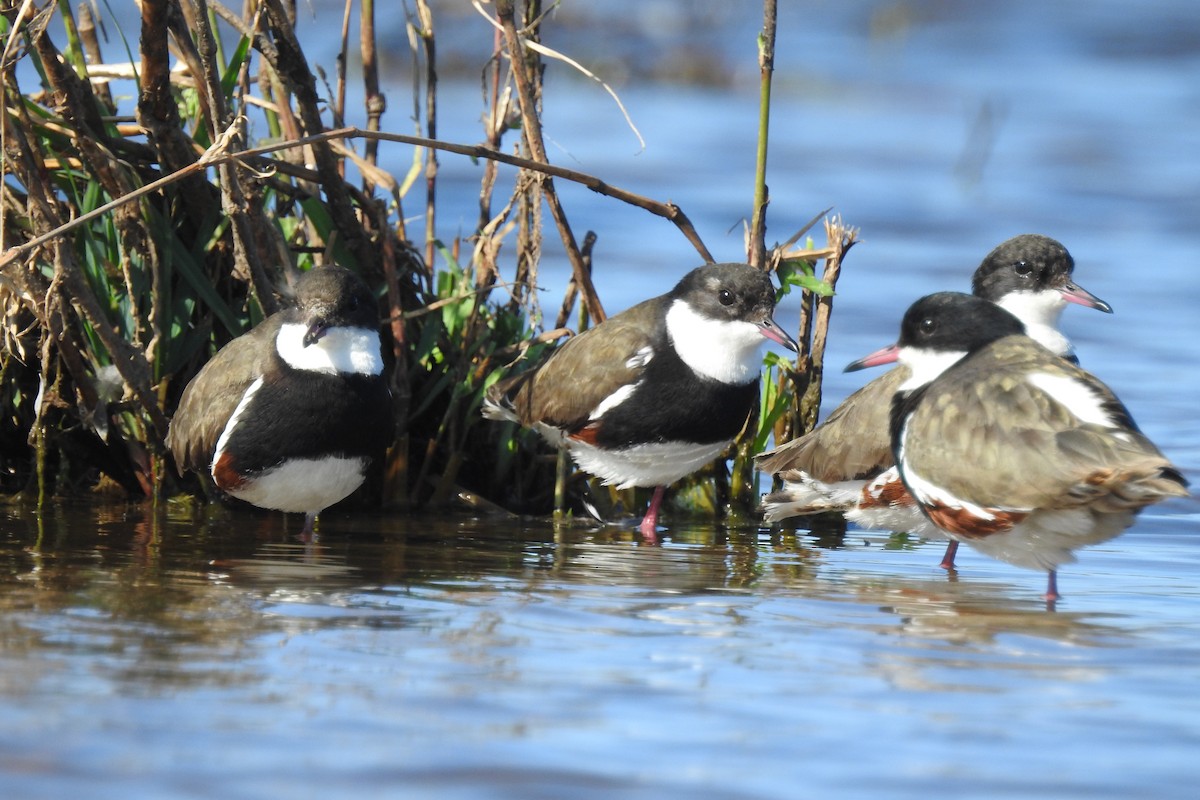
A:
2 1 1198 798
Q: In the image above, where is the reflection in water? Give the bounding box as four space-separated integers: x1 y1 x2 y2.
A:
3 0 1200 790
1 500 1196 799
0 501 1132 683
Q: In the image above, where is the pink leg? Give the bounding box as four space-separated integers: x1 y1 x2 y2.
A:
1044 570 1060 603
639 486 666 539
939 540 959 570
299 512 318 542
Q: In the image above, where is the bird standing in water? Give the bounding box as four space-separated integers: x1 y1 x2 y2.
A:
759 234 1112 569
484 262 798 537
851 291 1187 602
167 266 392 536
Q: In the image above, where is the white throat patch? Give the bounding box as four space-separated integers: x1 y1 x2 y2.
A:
276 324 384 376
898 347 967 392
665 300 764 385
995 290 1071 358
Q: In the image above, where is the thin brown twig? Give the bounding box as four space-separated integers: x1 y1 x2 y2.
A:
496 0 605 324
555 231 596 330
335 0 352 128
475 24 508 291
1 126 713 271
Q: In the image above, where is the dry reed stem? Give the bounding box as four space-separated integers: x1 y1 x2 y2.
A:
1 127 713 272
790 216 858 441
360 0 385 183
335 0 352 128
748 0 777 269
412 0 439 276
495 0 606 324
470 0 646 152
771 206 833 370
473 26 510 303
76 2 114 112
510 0 544 327
554 231 597 331
809 216 856 371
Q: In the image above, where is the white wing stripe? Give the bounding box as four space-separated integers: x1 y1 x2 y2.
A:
1026 372 1117 428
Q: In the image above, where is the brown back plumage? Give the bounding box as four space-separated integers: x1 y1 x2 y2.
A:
900 336 1189 513
487 297 663 433
756 365 909 482
166 317 283 475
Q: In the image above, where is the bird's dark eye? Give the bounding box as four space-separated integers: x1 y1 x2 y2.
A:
919 317 938 336
1013 261 1033 276
718 289 734 306
348 294 360 310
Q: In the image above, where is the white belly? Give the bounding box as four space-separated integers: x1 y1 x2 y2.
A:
224 455 369 514
845 468 946 539
565 438 730 490
959 507 1137 572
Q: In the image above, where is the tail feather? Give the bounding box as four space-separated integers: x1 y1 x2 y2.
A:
760 472 864 523
481 394 518 423
481 368 538 425
1065 462 1191 511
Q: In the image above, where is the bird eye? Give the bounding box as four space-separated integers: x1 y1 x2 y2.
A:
1013 261 1033 276
919 317 938 336
348 295 360 310
718 289 734 306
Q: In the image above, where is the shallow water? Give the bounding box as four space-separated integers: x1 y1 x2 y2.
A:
2 502 1198 799
6 1 1200 797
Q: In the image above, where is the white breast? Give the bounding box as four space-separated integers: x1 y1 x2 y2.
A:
995 290 1072 358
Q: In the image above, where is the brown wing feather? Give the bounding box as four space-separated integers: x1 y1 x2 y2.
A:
499 299 660 432
757 365 909 482
166 317 282 474
903 337 1185 511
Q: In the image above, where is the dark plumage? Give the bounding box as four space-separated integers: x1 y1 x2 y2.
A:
485 262 798 536
758 234 1111 570
167 266 392 535
868 292 1188 601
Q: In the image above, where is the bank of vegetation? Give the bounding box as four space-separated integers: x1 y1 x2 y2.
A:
0 0 851 525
